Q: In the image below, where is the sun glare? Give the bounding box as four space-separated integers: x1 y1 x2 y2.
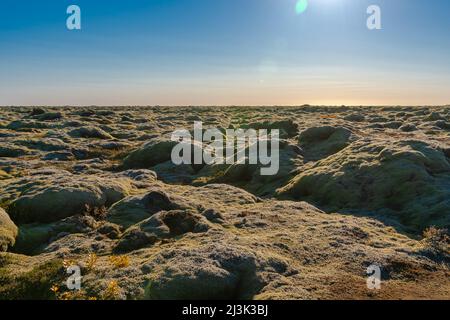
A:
295 0 308 14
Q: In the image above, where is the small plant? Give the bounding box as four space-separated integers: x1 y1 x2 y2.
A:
63 258 78 269
109 255 130 269
86 253 98 271
0 259 64 300
55 290 97 300
51 284 98 300
422 227 449 254
50 285 59 296
102 280 121 300
83 204 107 221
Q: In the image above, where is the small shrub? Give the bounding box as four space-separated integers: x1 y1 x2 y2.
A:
51 285 97 300
63 258 78 269
109 255 130 269
86 253 98 271
102 280 121 300
50 285 59 296
422 227 449 254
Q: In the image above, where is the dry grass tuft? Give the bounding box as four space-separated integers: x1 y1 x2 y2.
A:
109 255 130 269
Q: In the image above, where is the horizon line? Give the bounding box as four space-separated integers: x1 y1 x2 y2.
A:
1 104 450 108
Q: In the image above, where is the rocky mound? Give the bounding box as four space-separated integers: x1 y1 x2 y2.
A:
241 119 299 138
298 126 356 160
193 140 302 196
116 209 210 252
146 244 268 299
0 209 18 252
4 169 145 224
107 189 200 228
279 139 450 231
14 215 99 254
68 126 113 139
122 139 177 169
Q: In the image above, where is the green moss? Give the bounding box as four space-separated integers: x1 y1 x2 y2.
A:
122 140 177 169
0 254 22 268
13 218 95 255
0 258 63 300
0 199 12 210
13 224 54 255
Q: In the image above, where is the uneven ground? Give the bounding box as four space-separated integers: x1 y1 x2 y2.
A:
0 106 449 300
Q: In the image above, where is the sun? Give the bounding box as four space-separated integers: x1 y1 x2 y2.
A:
295 0 309 15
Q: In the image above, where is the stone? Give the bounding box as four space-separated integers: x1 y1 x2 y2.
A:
122 139 177 169
279 139 450 231
298 126 355 160
7 171 131 224
0 208 18 252
68 126 113 139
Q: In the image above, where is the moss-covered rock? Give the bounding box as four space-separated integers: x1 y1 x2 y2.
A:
195 141 301 196
107 189 197 228
116 209 209 252
241 119 299 138
279 139 450 231
13 215 98 254
122 139 177 169
68 126 113 139
0 208 18 252
145 245 263 299
33 112 63 122
298 126 355 160
7 170 131 224
0 144 32 158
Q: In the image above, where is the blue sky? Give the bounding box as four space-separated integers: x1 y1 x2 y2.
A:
0 0 449 106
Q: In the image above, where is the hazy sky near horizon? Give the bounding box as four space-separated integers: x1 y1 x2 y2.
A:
0 0 449 106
